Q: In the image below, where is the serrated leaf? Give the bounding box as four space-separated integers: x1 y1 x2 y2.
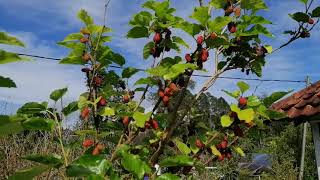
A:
78 9 94 26
50 87 68 101
159 155 194 167
129 11 153 27
135 77 158 86
190 6 210 26
143 41 155 59
156 173 181 180
122 67 139 79
237 81 250 93
66 154 111 177
9 165 50 180
61 33 83 42
312 6 320 17
234 147 245 157
0 75 16 88
241 0 268 12
289 12 310 23
238 24 273 37
99 107 115 116
172 36 190 49
164 63 197 80
208 16 232 33
22 117 55 131
175 21 201 36
133 112 152 128
210 145 222 157
238 108 255 123
0 32 24 47
221 115 234 127
127 26 149 38
62 101 79 116
247 96 261 107
174 139 191 155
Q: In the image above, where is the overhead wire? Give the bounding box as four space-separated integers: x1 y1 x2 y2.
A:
16 52 307 83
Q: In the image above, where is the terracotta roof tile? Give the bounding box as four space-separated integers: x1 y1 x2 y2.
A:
271 80 320 122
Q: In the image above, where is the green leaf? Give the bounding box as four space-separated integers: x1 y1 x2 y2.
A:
17 102 47 114
120 153 151 179
299 0 308 4
238 108 255 123
143 41 155 59
78 9 94 26
87 25 112 34
208 16 232 33
289 12 310 23
190 6 210 26
247 96 261 107
133 111 151 128
175 21 201 36
9 165 50 180
209 0 228 9
122 67 139 79
163 63 197 80
78 96 89 109
257 105 269 119
241 15 272 25
66 154 111 177
22 117 55 131
61 33 83 42
129 11 153 27
266 110 287 120
230 104 241 114
127 26 149 38
0 49 22 64
263 91 291 107
0 115 25 137
234 147 245 157
23 154 63 168
237 81 250 93
62 101 79 116
172 36 190 49
312 6 320 17
264 45 272 53
135 77 158 86
210 145 222 157
50 87 68 101
156 173 181 180
222 90 241 99
174 139 191 155
0 75 16 88
221 115 234 127
159 155 194 167
241 0 268 12
238 24 273 37
0 32 24 47
99 107 115 116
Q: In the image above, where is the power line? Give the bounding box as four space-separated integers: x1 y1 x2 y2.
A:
16 53 306 83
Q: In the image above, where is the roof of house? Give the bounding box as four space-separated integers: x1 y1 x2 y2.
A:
271 81 320 119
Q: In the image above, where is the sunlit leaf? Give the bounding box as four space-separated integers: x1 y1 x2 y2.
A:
174 139 191 155
133 111 152 128
0 32 24 47
221 115 234 127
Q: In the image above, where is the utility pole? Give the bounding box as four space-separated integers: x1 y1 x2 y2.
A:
298 76 311 180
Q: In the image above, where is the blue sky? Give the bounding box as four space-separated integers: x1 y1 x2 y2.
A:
0 0 319 111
